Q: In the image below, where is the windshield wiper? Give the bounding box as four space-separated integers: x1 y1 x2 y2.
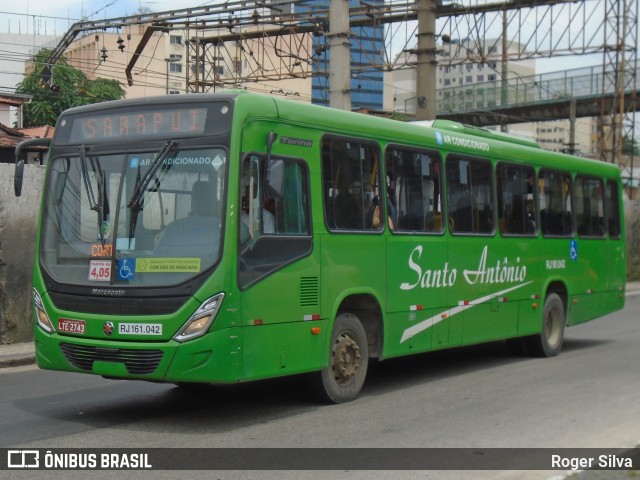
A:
96 163 110 247
79 146 97 211
79 146 108 246
127 140 177 238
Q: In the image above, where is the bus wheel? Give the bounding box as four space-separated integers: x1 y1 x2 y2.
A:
315 312 369 404
526 293 565 357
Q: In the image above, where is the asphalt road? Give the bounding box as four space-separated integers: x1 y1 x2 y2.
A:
1 295 639 480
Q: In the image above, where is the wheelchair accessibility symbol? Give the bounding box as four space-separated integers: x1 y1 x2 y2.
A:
117 258 136 280
570 240 578 261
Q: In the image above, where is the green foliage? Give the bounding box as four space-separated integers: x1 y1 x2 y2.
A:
15 49 126 127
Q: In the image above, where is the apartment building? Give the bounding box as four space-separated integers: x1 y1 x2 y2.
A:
385 38 597 155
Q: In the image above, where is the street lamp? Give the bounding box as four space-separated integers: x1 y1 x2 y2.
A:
165 57 180 94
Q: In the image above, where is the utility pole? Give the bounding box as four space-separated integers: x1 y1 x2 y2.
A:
568 98 577 154
415 0 437 120
328 0 351 110
500 8 509 132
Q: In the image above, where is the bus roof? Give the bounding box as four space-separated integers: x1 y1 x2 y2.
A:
56 92 620 179
258 93 620 178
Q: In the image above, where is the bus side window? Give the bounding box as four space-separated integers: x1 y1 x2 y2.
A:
321 137 380 232
605 180 621 238
240 155 271 244
539 169 573 237
575 175 605 238
238 155 312 288
497 162 536 236
385 146 442 233
446 155 494 235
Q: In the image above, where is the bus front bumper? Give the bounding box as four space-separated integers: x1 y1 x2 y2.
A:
33 326 242 384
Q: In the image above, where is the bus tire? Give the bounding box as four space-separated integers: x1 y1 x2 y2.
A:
315 312 369 404
526 292 565 357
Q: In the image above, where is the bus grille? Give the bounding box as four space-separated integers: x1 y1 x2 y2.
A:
59 343 164 375
49 292 189 315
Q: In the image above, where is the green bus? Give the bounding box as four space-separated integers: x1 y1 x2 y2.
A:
15 92 626 403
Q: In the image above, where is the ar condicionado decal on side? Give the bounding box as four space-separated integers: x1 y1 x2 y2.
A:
399 245 532 343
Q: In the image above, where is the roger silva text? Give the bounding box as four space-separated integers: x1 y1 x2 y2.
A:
552 454 634 470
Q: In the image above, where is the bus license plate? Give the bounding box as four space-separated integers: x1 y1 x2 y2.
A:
118 323 162 335
58 318 86 334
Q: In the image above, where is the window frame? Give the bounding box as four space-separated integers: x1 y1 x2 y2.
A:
496 161 538 238
574 174 606 239
237 152 313 290
538 168 574 238
445 153 496 236
320 134 383 234
385 143 444 235
605 178 622 239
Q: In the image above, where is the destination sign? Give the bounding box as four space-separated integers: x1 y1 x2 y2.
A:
67 108 208 143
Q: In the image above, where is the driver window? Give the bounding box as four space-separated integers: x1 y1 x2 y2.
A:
240 156 275 244
238 154 311 288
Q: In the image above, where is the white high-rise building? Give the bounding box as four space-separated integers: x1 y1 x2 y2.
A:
385 38 597 155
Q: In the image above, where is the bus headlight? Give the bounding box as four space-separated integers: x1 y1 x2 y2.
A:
33 288 54 334
173 293 225 342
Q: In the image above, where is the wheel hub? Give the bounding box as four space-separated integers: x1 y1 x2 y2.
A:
331 332 361 384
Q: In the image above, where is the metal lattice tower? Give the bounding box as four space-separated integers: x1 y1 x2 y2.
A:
599 0 637 192
35 0 639 187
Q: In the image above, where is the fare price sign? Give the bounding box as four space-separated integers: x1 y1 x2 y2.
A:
89 260 111 282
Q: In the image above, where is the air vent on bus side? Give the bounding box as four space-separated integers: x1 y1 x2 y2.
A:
300 277 319 307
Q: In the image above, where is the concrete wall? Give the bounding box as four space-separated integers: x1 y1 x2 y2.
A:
0 163 44 344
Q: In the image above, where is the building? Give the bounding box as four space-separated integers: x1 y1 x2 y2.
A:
385 38 598 155
387 38 536 117
0 33 60 126
0 122 53 164
54 23 312 102
536 119 599 155
0 95 27 127
17 0 388 111
297 0 385 109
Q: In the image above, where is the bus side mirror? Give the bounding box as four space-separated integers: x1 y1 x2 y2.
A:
265 158 284 198
14 159 24 197
14 137 51 197
265 130 283 197
267 131 278 155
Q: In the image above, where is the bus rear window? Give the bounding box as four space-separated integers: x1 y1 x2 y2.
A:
605 180 622 238
575 175 605 238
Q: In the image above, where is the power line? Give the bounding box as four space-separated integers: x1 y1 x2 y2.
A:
0 10 81 22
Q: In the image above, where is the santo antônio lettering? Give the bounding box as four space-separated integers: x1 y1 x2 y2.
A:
400 245 527 291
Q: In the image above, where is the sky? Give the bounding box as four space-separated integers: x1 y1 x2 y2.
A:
0 0 212 36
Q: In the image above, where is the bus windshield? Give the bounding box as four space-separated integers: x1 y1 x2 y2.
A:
40 145 226 288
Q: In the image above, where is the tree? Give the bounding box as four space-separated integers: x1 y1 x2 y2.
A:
16 49 126 127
